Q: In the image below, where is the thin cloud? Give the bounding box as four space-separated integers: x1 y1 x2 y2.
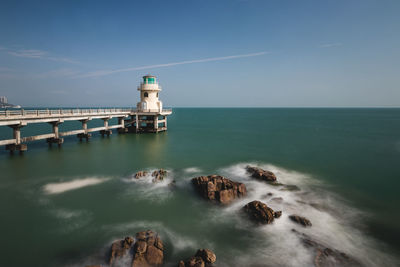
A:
3 47 80 64
8 49 46 58
319 42 342 48
76 51 269 78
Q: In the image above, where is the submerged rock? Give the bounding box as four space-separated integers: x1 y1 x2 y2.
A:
246 165 277 182
243 200 282 224
191 175 247 204
291 229 363 267
270 197 283 203
178 249 217 267
108 230 163 267
280 184 301 191
289 214 312 227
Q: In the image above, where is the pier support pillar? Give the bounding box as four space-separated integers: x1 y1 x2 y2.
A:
47 120 64 147
154 115 159 132
100 117 112 137
78 119 91 141
6 123 27 154
135 114 139 133
117 117 128 134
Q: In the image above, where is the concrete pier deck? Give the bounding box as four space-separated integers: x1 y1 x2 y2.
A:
0 108 172 153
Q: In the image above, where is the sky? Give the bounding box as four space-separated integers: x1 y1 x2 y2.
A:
0 0 399 107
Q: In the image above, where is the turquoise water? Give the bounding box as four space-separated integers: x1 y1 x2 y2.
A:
0 108 399 266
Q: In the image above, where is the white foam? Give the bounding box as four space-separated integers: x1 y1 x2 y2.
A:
183 167 202 174
122 169 175 202
43 177 109 194
209 162 398 266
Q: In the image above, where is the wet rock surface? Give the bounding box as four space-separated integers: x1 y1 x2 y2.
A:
151 169 167 183
108 230 163 267
132 230 164 267
178 249 217 267
243 200 282 224
246 166 277 182
289 215 312 227
134 171 148 179
134 169 168 183
109 236 134 266
292 229 363 267
191 175 247 204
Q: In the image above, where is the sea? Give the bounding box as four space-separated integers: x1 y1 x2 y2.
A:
0 108 399 266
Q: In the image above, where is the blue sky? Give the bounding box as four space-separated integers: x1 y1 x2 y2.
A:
0 0 399 107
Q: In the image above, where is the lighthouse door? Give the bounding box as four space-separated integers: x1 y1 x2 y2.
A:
142 102 147 111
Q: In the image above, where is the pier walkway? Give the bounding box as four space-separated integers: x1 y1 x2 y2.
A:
0 108 172 153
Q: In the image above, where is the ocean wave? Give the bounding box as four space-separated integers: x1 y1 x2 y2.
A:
207 162 398 267
50 208 93 233
43 177 109 195
121 169 175 202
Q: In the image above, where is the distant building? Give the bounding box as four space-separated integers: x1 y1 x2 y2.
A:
0 96 20 108
0 96 8 104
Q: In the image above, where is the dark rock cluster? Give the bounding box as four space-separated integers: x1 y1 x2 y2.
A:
109 230 164 267
245 165 277 182
178 249 217 267
243 200 282 224
134 169 168 183
191 175 247 204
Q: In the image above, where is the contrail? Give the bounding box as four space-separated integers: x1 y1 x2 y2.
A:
76 51 269 78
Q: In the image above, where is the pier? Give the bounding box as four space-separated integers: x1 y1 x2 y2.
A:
0 108 172 153
0 74 172 153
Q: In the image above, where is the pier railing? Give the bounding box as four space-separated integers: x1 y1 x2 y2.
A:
0 108 133 117
0 108 172 118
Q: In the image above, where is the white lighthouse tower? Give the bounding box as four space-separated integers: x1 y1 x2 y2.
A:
137 75 163 112
130 74 172 133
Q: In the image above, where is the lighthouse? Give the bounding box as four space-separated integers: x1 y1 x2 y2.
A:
129 75 172 133
137 75 163 112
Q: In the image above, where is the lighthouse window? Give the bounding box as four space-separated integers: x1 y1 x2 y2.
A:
144 92 148 97
148 77 155 84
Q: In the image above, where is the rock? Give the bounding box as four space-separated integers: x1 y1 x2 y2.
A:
108 231 163 267
152 169 167 183
191 175 247 204
195 249 217 264
178 249 216 267
289 215 312 227
132 230 164 267
245 165 277 182
134 169 167 183
135 171 148 179
109 236 134 266
243 200 282 224
291 229 362 267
